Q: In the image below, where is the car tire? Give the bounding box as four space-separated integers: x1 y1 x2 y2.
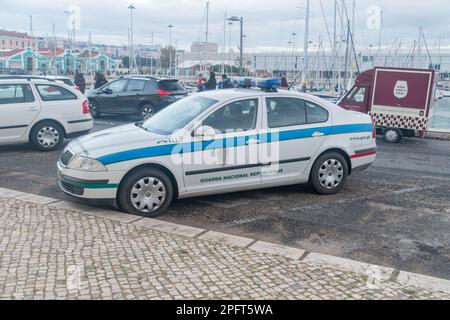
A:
139 104 154 120
118 168 174 217
383 128 401 143
89 100 101 119
310 152 349 195
30 121 65 152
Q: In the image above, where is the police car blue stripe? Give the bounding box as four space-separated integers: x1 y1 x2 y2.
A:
97 123 373 166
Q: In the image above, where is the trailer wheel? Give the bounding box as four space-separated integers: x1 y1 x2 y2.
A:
383 128 402 143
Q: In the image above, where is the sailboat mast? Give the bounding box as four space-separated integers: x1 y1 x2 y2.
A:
351 0 355 44
376 10 383 67
303 0 310 84
222 12 227 74
333 0 337 90
205 1 209 42
344 19 350 90
417 26 422 68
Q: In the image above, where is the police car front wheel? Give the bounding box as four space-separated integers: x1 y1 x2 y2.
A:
310 152 349 195
118 168 174 217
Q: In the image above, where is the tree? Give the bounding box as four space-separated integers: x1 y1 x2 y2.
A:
160 46 176 69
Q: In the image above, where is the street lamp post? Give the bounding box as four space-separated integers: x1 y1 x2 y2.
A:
168 24 173 76
128 4 136 74
227 16 244 76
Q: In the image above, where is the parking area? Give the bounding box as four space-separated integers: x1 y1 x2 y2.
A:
0 116 449 281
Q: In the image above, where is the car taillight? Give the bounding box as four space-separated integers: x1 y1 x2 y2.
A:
372 120 377 139
157 89 171 96
82 100 90 114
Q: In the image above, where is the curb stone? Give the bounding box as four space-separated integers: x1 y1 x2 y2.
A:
199 231 255 248
1 187 450 295
397 272 450 294
304 253 395 281
249 241 305 260
133 218 205 238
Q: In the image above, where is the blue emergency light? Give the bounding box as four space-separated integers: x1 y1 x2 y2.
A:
230 77 281 92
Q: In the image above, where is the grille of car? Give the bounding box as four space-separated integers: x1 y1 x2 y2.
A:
60 150 73 166
60 181 84 196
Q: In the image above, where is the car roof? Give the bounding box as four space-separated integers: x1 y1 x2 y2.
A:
0 77 76 87
198 88 324 101
197 88 346 113
0 78 54 83
117 75 180 82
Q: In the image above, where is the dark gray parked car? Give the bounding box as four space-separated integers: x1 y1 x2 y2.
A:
86 76 188 119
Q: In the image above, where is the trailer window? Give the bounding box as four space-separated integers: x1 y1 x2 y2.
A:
348 87 366 103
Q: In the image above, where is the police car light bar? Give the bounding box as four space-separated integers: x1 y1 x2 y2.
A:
230 77 281 92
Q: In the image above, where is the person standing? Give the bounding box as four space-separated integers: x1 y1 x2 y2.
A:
94 71 108 89
196 73 207 88
280 76 289 90
203 72 217 91
218 74 233 89
74 70 86 94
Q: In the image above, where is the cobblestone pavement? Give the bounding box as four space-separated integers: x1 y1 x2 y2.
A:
0 197 449 300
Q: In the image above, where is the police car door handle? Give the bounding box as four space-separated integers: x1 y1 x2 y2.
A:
246 139 260 145
27 107 38 111
312 132 325 137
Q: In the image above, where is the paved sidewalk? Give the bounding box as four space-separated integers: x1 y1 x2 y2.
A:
0 196 449 300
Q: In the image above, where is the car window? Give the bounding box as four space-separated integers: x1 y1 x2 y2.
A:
60 79 75 86
266 97 306 128
142 95 217 135
126 80 146 92
305 101 329 124
35 84 77 101
0 84 34 104
145 79 158 91
203 99 258 134
158 80 185 92
107 79 127 93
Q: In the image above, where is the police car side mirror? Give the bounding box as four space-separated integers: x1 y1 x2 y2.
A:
193 126 217 139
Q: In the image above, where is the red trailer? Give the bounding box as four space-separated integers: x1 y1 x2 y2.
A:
338 67 436 143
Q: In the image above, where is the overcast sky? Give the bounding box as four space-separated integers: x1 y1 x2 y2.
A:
0 0 448 52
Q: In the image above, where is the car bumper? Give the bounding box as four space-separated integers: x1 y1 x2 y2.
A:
65 118 94 137
57 161 119 200
350 148 377 173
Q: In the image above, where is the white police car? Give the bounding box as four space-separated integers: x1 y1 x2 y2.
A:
57 78 377 217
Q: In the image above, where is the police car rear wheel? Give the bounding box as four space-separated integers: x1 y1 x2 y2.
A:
310 152 348 195
119 168 173 217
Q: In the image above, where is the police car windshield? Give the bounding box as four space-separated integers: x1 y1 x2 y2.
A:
141 95 218 135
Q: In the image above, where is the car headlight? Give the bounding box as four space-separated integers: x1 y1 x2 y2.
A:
68 155 107 172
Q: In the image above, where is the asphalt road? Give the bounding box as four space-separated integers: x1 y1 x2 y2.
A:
1 116 449 280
